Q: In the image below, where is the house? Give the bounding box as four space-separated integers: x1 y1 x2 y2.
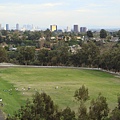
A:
9 45 17 51
69 45 82 53
50 37 56 40
110 37 119 42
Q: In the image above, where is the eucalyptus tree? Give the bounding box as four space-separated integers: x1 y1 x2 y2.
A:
100 29 107 39
17 46 35 65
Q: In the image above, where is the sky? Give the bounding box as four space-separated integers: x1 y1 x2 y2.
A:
0 0 120 29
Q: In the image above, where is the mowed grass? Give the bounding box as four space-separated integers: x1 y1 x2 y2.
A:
0 67 120 116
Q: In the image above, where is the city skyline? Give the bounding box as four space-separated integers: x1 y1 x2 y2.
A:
0 0 120 29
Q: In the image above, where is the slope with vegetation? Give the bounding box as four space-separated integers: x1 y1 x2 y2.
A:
0 67 119 119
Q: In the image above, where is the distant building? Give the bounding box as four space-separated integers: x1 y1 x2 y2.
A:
50 25 57 32
6 24 9 30
66 26 71 32
80 27 87 33
16 23 19 30
110 37 119 42
73 25 79 33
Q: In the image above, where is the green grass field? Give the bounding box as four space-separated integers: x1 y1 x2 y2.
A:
0 67 120 116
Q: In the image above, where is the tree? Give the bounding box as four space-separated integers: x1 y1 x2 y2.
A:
74 85 89 120
117 30 120 39
61 107 76 120
56 46 70 66
87 31 93 38
78 103 89 120
74 85 89 102
100 46 120 72
37 49 49 65
0 47 7 62
17 46 35 65
89 94 109 120
27 31 41 40
10 33 23 46
110 108 120 120
44 29 52 41
1 30 8 36
32 92 57 120
6 92 58 120
110 95 120 120
78 41 100 67
100 29 107 39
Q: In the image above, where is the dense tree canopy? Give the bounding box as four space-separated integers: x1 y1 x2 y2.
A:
0 47 7 62
100 29 107 38
87 31 93 38
17 46 35 65
0 28 119 72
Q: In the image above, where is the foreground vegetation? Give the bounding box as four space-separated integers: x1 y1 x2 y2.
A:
0 67 119 118
6 86 120 120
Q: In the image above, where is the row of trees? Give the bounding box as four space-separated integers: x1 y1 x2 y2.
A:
0 41 120 72
6 85 120 120
87 29 107 39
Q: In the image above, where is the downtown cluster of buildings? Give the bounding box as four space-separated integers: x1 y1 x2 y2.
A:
50 25 87 33
0 23 87 33
0 23 19 30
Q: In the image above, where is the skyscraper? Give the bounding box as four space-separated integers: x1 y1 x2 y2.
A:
80 27 87 33
6 24 9 30
50 25 57 32
73 25 79 33
16 23 19 30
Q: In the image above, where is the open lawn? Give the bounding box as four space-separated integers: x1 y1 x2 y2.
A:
0 67 120 116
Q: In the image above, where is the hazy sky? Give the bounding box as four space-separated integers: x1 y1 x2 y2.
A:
0 0 120 29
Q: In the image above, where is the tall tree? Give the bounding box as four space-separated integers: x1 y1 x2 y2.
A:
61 107 76 120
17 46 35 65
0 47 7 62
74 85 89 102
79 41 100 67
100 29 107 38
78 103 89 120
37 49 49 65
89 94 109 120
110 95 120 120
6 92 58 120
74 85 89 120
44 29 52 41
87 31 93 38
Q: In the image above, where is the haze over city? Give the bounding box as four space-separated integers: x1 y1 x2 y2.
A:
0 0 120 29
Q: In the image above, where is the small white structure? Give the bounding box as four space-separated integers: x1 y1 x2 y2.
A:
0 98 2 102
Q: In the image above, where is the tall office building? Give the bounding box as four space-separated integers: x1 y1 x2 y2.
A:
73 25 79 33
16 23 19 30
50 25 57 32
80 27 87 33
6 24 9 30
